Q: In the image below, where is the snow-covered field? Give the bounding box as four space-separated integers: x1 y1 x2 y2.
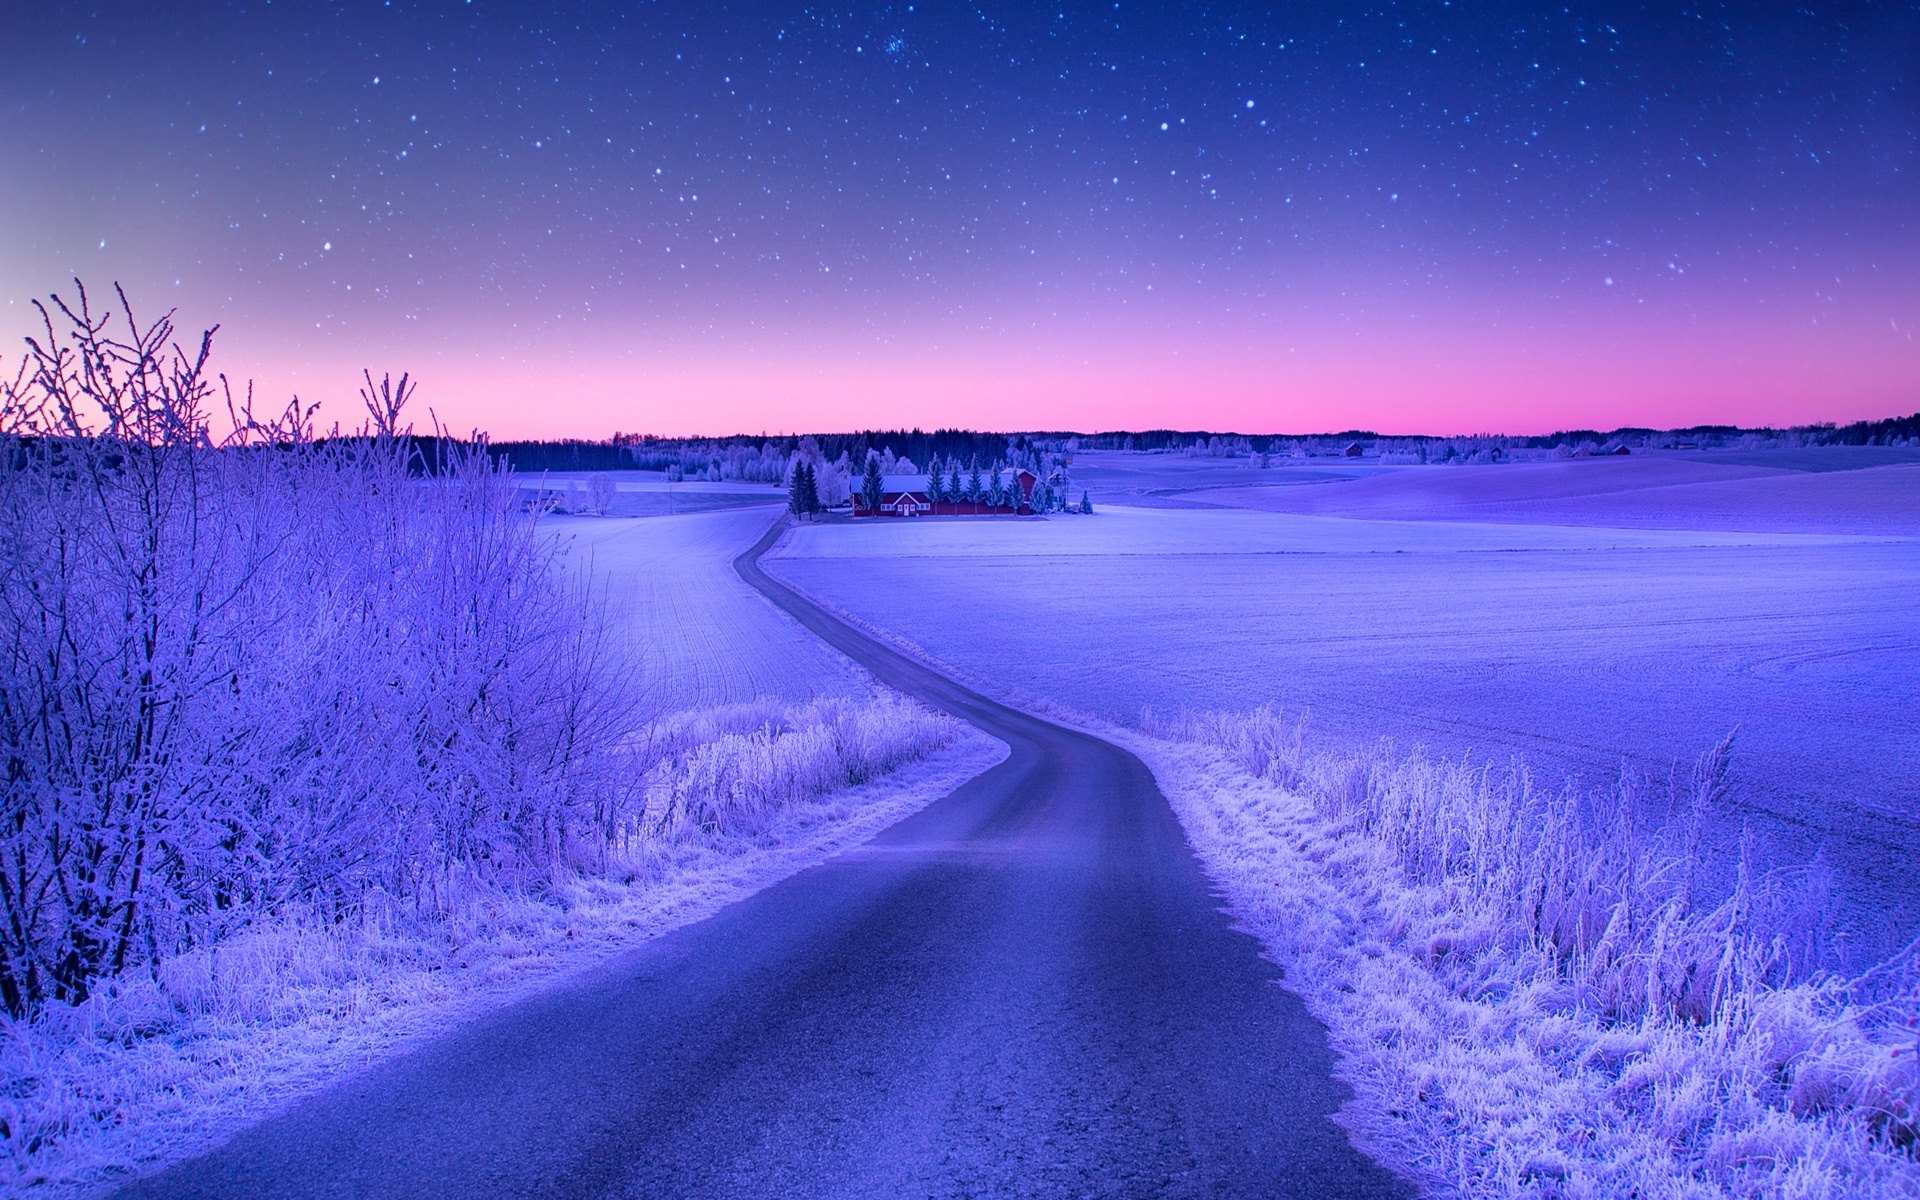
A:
546 505 862 709
763 456 1920 945
1182 451 1920 536
515 472 785 518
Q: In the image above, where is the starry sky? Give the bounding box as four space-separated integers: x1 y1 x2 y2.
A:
2 2 1915 438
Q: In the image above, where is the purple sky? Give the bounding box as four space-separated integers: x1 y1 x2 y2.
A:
3 1 1915 437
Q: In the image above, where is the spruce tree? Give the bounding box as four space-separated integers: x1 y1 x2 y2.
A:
788 461 807 516
926 461 945 503
800 461 820 517
965 462 983 505
862 453 884 513
1080 490 1093 514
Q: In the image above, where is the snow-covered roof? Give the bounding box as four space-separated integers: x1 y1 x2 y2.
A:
860 470 1033 495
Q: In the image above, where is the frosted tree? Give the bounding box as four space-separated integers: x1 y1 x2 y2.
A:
817 453 850 508
586 473 617 515
861 453 884 512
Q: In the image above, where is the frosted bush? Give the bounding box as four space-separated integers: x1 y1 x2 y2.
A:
0 285 647 1015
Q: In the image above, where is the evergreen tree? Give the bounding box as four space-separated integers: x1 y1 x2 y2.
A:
861 453 884 513
926 460 945 503
965 461 983 504
788 460 808 516
948 464 964 501
1079 490 1093 514
800 461 821 516
789 460 820 518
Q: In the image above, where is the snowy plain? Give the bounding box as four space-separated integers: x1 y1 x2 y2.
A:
763 455 1920 947
1181 451 1920 536
546 503 863 709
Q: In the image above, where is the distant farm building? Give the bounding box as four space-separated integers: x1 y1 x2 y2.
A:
1343 442 1366 458
519 488 568 514
851 469 1038 517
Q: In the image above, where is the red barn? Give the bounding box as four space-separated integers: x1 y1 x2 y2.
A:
850 468 1038 517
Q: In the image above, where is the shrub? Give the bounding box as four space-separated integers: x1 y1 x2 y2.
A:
0 284 640 1015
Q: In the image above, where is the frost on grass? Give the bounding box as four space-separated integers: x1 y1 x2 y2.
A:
1129 707 1919 1199
0 694 987 1195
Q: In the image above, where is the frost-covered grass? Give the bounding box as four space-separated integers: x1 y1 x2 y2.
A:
636 694 961 837
0 695 999 1197
1123 709 1920 1199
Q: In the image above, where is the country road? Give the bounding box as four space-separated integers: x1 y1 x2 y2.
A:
121 514 1407 1200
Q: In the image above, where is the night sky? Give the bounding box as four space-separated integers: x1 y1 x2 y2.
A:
3 2 1915 437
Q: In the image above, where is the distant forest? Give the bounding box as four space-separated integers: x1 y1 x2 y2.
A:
473 411 1920 474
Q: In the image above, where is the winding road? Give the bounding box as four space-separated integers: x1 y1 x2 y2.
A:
122 515 1407 1200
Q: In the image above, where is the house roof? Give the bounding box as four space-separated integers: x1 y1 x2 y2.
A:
871 471 1026 489
858 468 1036 498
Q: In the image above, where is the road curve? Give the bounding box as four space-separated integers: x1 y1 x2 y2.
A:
121 514 1408 1200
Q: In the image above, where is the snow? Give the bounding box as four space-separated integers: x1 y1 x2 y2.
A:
516 473 787 517
763 458 1920 945
1184 454 1920 536
548 505 863 709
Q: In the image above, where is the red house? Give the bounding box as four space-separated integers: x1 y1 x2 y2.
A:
851 469 1038 517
